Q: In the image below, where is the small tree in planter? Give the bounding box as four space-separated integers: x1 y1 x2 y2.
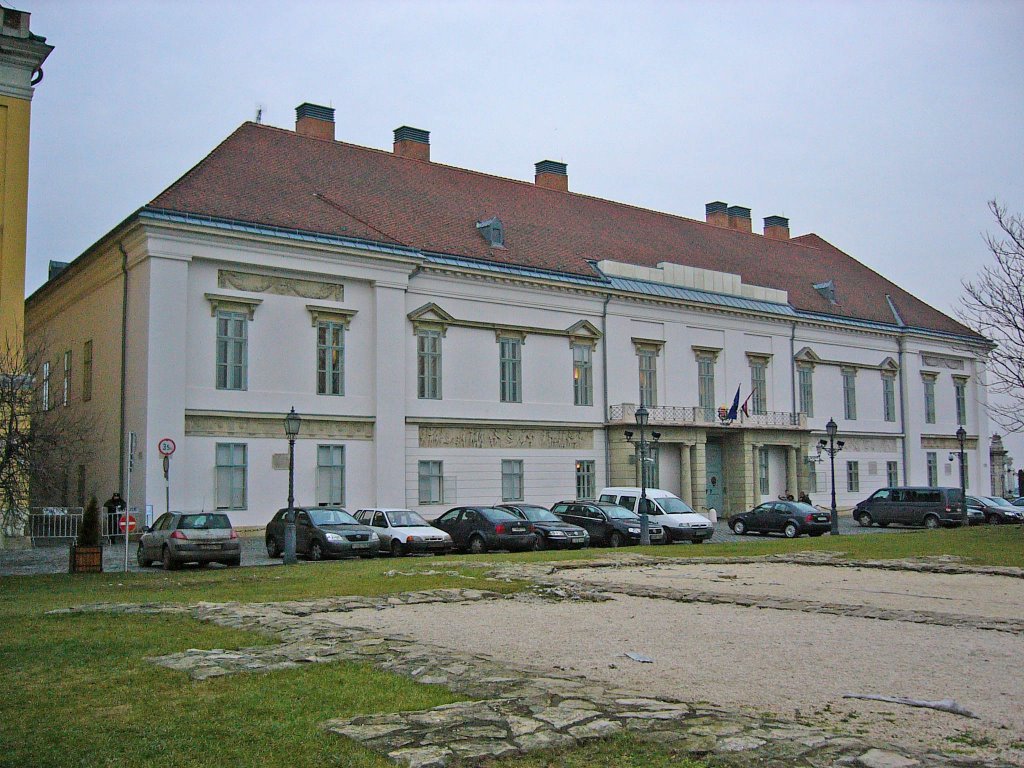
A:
70 495 102 573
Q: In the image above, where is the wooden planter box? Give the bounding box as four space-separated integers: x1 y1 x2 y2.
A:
69 545 103 573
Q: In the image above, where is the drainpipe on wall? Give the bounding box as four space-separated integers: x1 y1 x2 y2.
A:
118 242 130 493
601 293 611 488
789 322 798 417
790 322 799 493
897 335 909 484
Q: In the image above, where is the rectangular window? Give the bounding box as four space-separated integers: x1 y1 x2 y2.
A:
638 349 657 406
317 321 345 396
758 448 769 495
316 445 345 505
697 355 715 419
499 337 522 403
882 373 896 422
846 460 860 493
82 340 93 402
575 459 595 500
954 378 967 426
215 443 247 510
418 460 444 504
798 365 814 417
501 459 524 501
923 377 936 424
572 344 593 406
750 360 767 415
886 460 899 487
842 369 857 420
62 350 71 406
417 330 442 400
926 452 938 486
216 311 248 390
807 461 818 494
41 361 50 411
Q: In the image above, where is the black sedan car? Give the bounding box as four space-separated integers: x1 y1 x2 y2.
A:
550 501 664 547
497 503 589 550
432 506 536 554
265 506 378 560
729 501 830 538
967 495 1024 524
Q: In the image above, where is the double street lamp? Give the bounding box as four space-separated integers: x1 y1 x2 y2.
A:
282 407 302 565
624 404 661 546
818 417 844 536
955 425 967 527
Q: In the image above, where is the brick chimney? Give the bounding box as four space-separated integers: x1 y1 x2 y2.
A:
705 201 729 228
393 126 430 161
535 160 568 192
763 215 790 240
295 102 335 140
727 205 752 233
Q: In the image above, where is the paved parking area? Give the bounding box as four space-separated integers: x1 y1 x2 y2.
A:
0 514 896 576
0 534 276 576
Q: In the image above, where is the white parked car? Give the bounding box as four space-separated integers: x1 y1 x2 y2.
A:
354 508 454 557
598 487 714 544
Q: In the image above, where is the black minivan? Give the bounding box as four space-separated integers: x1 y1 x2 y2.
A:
853 487 965 529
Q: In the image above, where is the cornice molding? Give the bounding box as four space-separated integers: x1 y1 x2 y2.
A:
204 293 263 319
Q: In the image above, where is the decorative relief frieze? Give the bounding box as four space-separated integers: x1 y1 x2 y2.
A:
218 270 345 301
921 435 977 450
920 354 965 370
834 437 899 453
185 413 373 440
418 425 592 450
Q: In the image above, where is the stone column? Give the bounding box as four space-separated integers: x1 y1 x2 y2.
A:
786 446 798 498
692 437 707 512
751 443 760 505
679 444 692 506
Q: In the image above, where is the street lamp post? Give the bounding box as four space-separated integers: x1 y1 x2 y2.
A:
818 418 845 536
282 407 302 565
625 404 660 546
956 425 967 527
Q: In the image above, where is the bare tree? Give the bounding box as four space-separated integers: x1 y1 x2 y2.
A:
0 335 96 538
959 201 1024 433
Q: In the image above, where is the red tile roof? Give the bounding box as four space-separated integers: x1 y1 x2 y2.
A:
149 122 978 338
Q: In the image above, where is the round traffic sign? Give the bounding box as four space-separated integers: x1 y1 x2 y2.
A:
157 438 176 456
118 514 137 533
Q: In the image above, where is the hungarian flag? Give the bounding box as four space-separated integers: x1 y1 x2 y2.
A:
725 386 741 421
741 390 755 417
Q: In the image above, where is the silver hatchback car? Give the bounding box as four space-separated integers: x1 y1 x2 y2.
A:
137 511 241 570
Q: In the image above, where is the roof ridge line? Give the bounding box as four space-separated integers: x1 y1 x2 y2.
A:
244 122 833 255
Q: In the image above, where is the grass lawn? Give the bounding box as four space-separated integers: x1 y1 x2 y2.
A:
1 525 1019 767
481 523 1024 568
0 561 518 768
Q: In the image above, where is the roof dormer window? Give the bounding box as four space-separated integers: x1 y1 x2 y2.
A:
476 217 505 248
813 279 837 305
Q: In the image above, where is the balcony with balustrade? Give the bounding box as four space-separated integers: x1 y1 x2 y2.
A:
608 403 807 430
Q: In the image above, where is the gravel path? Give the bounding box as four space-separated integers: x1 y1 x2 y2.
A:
340 561 1024 764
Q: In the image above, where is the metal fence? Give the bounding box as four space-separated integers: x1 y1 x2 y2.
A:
27 507 84 546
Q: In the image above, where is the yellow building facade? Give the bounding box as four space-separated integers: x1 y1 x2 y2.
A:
0 6 51 349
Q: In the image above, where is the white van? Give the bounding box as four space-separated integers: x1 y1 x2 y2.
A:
597 487 714 544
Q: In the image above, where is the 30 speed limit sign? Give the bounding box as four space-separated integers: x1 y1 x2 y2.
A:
157 438 176 457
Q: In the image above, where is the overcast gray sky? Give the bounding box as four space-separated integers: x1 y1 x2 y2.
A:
22 0 1024 468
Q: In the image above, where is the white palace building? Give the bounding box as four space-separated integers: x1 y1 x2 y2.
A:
26 103 994 527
